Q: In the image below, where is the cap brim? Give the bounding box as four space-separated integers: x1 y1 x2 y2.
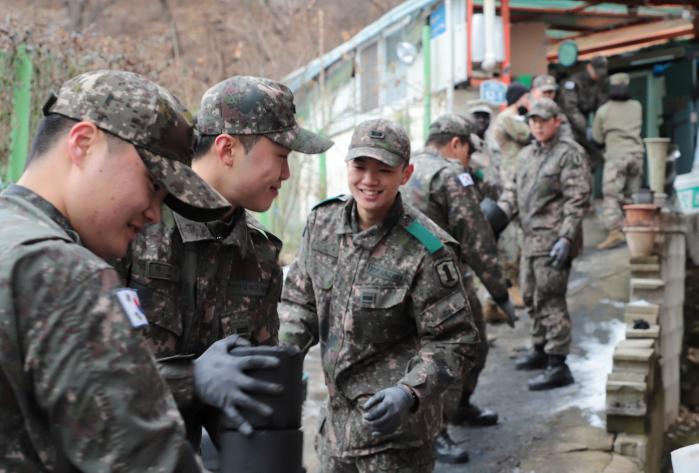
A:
469 107 492 114
540 85 558 92
138 148 231 222
527 111 554 120
344 146 403 167
267 125 334 154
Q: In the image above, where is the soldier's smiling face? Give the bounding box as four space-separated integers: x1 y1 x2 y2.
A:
528 116 561 144
65 125 167 259
347 157 413 223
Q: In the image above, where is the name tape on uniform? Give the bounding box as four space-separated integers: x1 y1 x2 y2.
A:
114 288 149 329
458 172 474 188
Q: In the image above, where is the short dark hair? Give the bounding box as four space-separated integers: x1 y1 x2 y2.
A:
26 114 76 166
27 114 129 167
426 133 470 149
193 134 262 160
609 84 630 101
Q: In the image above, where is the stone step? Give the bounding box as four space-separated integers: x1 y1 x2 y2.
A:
606 378 648 417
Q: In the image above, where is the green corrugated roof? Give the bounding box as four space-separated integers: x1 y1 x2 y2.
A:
475 0 685 17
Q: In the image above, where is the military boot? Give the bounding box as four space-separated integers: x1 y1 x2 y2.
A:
450 403 499 427
515 345 547 370
528 355 575 391
597 229 625 250
434 429 470 464
483 299 508 324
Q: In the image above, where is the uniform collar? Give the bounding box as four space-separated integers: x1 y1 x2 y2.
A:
332 193 404 249
174 208 251 258
534 130 562 153
3 184 80 243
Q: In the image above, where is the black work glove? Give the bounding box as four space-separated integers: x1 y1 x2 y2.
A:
517 105 529 116
362 386 415 436
497 298 517 328
193 335 283 436
548 238 571 269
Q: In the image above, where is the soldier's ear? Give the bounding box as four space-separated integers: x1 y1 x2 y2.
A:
66 121 100 167
214 134 243 167
401 163 414 185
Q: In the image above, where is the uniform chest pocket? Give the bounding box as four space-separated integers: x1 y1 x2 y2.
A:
130 259 183 338
352 285 412 343
309 250 337 291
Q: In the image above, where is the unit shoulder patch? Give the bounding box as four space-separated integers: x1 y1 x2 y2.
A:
457 172 474 188
435 259 459 288
113 288 149 329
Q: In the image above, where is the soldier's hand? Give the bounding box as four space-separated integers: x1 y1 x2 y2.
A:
497 298 517 328
548 238 571 269
193 335 283 436
362 385 415 436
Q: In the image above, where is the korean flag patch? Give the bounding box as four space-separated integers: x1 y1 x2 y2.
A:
564 80 576 90
114 288 149 329
457 172 474 188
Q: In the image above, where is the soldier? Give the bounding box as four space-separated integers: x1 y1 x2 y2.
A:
403 114 515 464
279 118 479 473
488 82 532 307
0 70 234 471
592 72 644 249
498 98 590 391
465 99 502 201
531 75 576 141
559 55 609 168
117 76 333 449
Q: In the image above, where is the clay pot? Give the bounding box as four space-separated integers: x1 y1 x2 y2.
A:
623 204 660 227
623 225 657 258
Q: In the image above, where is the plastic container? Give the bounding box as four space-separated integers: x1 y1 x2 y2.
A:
674 170 699 215
644 137 671 195
671 443 699 473
219 429 304 473
230 345 304 429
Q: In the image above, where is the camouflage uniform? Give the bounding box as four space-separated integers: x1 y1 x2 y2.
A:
487 106 530 290
403 115 509 418
279 119 478 473
559 57 608 167
0 70 229 471
465 99 502 201
592 73 644 232
498 99 590 356
118 76 332 447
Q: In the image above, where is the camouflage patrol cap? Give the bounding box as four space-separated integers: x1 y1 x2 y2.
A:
44 70 230 222
196 76 333 154
527 98 560 120
533 74 558 92
465 99 493 115
610 72 630 86
345 119 410 167
429 114 473 138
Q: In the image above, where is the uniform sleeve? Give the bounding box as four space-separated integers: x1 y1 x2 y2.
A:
438 170 509 301
399 245 479 402
559 148 591 242
560 81 588 136
14 247 200 473
591 106 604 146
278 215 320 353
503 114 531 145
